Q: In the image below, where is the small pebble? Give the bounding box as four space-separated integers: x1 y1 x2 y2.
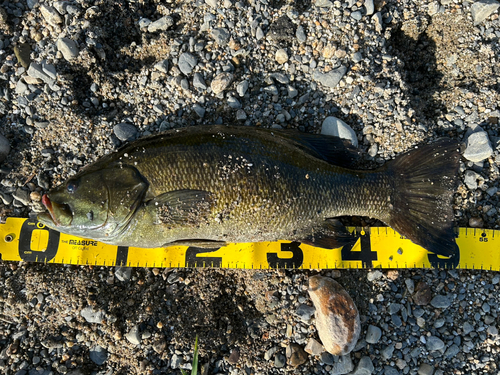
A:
125 325 141 345
313 65 348 88
40 4 62 26
211 72 233 94
237 80 249 97
89 346 108 366
178 53 197 75
113 123 138 142
275 49 288 64
365 325 382 344
147 16 174 32
57 38 80 61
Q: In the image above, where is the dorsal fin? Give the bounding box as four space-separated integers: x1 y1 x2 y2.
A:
273 130 361 168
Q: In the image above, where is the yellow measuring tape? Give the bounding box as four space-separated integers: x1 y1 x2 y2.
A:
0 218 498 270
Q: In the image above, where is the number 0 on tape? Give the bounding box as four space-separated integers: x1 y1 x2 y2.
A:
1 218 499 270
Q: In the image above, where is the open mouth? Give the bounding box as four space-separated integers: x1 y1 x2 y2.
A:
41 194 72 226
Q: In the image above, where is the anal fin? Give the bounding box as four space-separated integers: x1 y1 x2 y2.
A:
300 219 356 249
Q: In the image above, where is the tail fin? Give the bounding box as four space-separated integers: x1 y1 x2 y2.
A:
387 139 461 257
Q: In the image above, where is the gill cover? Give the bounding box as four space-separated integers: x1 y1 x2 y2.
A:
38 165 148 240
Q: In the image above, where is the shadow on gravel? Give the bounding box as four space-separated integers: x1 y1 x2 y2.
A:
62 0 169 118
387 19 446 126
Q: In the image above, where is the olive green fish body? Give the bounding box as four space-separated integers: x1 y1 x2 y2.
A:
39 126 460 256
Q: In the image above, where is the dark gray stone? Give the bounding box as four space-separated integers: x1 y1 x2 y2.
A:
89 346 108 365
365 325 381 344
430 294 452 309
178 53 197 75
193 73 207 90
113 123 137 142
426 336 444 351
295 304 316 323
313 66 348 88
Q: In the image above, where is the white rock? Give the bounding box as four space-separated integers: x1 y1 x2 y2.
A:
126 325 141 345
40 4 62 26
364 0 374 15
463 131 493 162
471 0 500 25
147 16 174 32
321 117 358 147
304 338 324 355
275 49 288 64
15 79 28 95
80 307 105 324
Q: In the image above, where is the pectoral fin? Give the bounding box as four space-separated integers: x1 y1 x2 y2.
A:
148 189 213 226
300 219 356 249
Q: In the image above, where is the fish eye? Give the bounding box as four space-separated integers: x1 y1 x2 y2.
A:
66 180 78 194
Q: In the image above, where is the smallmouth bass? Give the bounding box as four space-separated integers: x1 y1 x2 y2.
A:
38 125 460 256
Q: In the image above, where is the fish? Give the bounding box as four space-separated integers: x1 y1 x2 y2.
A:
38 125 461 257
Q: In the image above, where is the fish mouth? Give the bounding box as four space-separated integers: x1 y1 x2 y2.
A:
40 194 73 227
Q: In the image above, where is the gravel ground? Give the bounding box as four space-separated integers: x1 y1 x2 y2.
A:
0 0 500 374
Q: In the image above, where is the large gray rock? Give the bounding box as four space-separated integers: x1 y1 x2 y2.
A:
178 53 197 75
113 123 137 142
321 116 358 147
80 307 105 324
471 0 500 25
463 131 493 162
57 38 79 61
147 16 174 32
312 66 347 88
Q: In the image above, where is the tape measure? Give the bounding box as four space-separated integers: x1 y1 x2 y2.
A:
0 218 498 270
